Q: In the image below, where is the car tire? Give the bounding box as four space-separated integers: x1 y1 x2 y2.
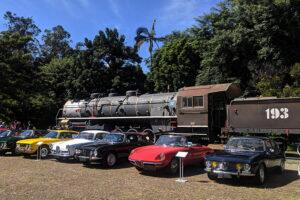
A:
255 164 267 185
207 172 218 181
104 152 117 168
11 148 18 156
23 154 31 158
169 158 179 175
135 166 143 171
0 151 6 156
39 145 50 159
276 159 285 174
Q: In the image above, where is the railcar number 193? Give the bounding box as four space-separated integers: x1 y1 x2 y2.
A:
265 108 289 119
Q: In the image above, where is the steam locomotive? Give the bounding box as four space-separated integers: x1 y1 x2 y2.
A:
58 83 300 144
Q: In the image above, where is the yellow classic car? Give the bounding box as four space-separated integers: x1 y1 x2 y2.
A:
16 130 78 158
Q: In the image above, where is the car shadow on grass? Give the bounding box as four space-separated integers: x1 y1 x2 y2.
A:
82 159 134 170
212 169 299 189
139 165 207 178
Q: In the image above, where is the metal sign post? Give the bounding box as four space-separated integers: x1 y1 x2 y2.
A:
175 151 188 183
297 144 300 176
36 142 43 161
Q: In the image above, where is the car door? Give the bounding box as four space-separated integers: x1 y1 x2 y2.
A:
114 134 136 158
264 139 277 168
270 139 283 167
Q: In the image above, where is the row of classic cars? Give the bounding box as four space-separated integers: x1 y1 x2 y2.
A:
0 128 285 185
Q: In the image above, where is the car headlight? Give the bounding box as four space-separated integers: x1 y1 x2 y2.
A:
75 149 81 154
93 149 98 157
16 144 20 148
219 162 228 170
236 163 242 171
212 161 218 168
0 142 6 149
159 153 165 161
243 164 251 172
206 161 211 168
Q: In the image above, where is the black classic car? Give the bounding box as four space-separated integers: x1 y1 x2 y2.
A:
0 129 48 155
205 136 285 185
75 132 150 167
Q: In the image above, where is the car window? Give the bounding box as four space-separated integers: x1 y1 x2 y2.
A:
35 130 47 137
60 132 74 139
270 140 280 154
95 133 105 140
265 140 273 151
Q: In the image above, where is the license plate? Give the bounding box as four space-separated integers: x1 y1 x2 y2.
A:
218 174 232 179
79 157 88 162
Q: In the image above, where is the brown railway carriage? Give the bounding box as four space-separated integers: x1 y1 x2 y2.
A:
224 97 300 144
175 83 241 142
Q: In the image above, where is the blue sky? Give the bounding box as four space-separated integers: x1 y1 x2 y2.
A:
0 0 221 72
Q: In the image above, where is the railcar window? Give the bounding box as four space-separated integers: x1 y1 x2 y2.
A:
182 97 193 107
193 96 204 107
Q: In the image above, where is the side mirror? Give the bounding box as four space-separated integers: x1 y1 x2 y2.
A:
187 142 193 147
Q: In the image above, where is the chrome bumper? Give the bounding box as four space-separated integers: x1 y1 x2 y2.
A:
205 168 255 176
129 159 163 170
51 151 73 158
78 156 101 163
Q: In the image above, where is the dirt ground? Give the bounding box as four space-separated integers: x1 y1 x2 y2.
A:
0 156 299 200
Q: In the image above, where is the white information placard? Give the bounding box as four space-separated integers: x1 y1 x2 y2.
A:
176 151 188 158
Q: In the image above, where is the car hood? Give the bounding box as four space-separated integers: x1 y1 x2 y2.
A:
80 141 116 150
52 139 92 151
129 145 186 162
205 150 264 164
0 137 16 142
17 138 62 145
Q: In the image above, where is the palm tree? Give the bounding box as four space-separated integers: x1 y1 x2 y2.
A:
134 19 164 69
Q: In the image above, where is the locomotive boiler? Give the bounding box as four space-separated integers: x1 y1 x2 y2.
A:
60 90 177 133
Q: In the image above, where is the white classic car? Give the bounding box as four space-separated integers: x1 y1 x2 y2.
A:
50 130 109 160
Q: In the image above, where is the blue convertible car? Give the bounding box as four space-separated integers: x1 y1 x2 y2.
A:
205 137 285 185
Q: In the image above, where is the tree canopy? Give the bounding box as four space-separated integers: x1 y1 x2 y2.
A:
0 0 299 127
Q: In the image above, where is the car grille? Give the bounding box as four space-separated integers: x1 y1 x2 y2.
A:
81 149 90 157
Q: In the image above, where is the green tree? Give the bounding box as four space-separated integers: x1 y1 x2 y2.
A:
69 28 144 98
148 32 203 92
41 25 72 62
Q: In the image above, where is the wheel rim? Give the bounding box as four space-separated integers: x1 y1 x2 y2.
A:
259 166 265 183
107 153 116 166
170 159 178 173
40 148 48 158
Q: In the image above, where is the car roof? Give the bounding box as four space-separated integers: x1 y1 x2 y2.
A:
230 136 269 140
81 130 109 134
50 130 78 133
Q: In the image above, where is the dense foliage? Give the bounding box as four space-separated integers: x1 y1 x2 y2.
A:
149 0 300 94
0 12 144 127
0 0 299 127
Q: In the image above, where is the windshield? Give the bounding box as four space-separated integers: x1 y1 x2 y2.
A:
225 138 265 152
77 132 95 140
155 135 187 147
44 131 58 138
0 130 11 137
102 133 124 143
18 130 33 138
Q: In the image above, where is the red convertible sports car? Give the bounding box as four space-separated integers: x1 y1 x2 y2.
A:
129 134 213 174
